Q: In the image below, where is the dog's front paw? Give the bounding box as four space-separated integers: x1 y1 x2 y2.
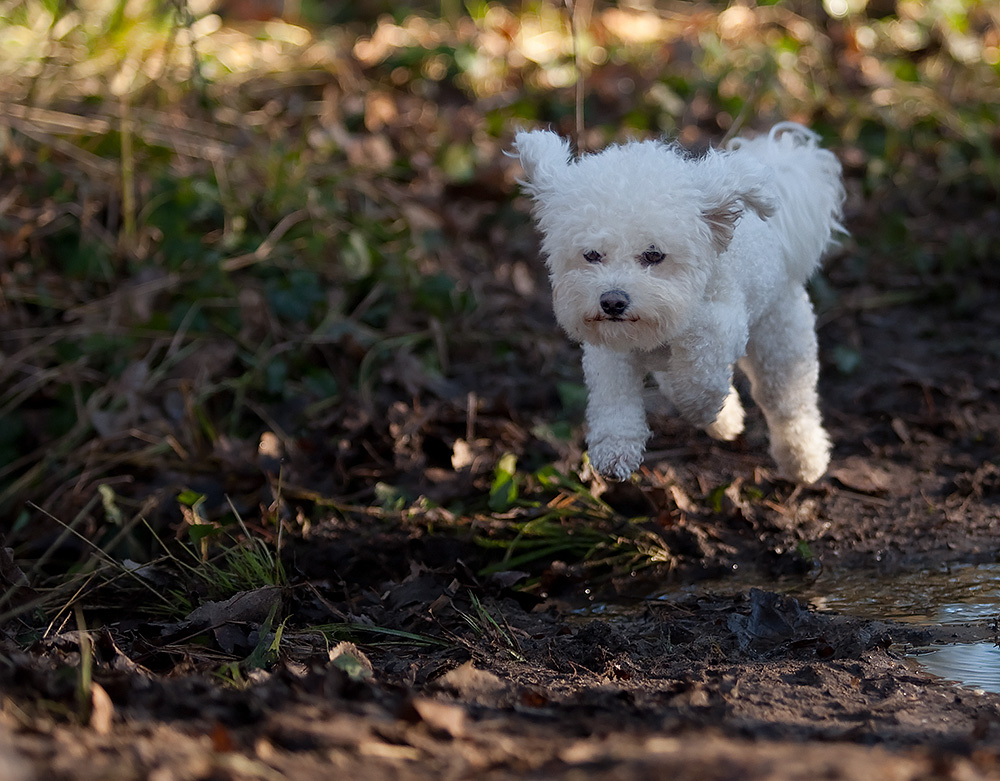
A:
704 386 745 441
671 384 729 431
588 438 645 481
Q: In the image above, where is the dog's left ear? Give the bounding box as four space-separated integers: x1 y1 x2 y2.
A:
513 130 572 195
699 154 778 254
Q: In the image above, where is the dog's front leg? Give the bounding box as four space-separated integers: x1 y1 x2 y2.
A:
581 343 650 481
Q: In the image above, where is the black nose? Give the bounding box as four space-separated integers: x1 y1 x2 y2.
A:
600 289 630 317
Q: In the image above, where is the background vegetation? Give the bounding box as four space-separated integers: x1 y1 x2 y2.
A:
0 0 998 633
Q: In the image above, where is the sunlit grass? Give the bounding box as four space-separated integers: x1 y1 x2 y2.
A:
473 460 675 580
0 0 324 102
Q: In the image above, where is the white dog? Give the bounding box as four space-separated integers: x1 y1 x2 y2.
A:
515 123 845 483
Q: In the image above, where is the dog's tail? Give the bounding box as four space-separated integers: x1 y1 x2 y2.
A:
727 122 845 281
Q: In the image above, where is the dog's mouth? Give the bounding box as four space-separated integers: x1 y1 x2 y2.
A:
585 314 641 324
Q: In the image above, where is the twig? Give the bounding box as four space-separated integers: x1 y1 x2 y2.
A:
565 0 585 152
220 209 310 271
0 102 111 134
120 94 136 247
0 114 118 178
171 0 209 104
0 494 99 619
720 73 763 147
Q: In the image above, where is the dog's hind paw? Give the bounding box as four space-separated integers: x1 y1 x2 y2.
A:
769 420 831 484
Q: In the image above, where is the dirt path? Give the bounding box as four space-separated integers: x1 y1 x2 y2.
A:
4 576 1000 780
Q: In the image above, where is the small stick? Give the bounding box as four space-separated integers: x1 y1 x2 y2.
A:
565 0 586 153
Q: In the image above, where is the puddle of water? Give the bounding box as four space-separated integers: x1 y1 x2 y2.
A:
801 562 1000 693
909 643 1000 694
802 562 1000 627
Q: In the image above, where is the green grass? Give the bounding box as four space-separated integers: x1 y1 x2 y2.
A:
456 592 526 662
474 461 674 580
299 623 450 649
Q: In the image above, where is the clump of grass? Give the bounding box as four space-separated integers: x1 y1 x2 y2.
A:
303 623 449 648
475 458 674 580
456 592 525 662
0 0 485 525
146 491 289 618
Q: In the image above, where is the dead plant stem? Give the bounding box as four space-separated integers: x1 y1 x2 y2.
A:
120 93 136 248
565 0 587 151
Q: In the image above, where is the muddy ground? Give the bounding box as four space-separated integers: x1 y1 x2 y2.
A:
4 110 1000 777
3 251 1000 780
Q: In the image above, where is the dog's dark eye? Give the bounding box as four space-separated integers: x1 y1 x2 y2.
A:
639 246 666 266
583 250 604 264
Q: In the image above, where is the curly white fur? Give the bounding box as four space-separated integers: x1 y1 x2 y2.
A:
515 123 845 483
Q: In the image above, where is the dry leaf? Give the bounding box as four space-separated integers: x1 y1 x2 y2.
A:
829 456 892 495
184 586 282 627
438 662 510 703
329 642 373 681
90 682 114 735
410 697 466 738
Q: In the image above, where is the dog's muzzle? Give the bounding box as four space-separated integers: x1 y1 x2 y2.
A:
599 289 630 318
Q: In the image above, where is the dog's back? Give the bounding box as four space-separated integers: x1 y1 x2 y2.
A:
727 123 845 282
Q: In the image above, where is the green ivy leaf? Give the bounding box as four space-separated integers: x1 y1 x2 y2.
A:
489 453 519 512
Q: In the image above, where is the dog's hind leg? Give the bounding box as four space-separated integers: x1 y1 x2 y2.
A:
740 288 831 483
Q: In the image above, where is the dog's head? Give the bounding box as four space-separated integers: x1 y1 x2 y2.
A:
515 129 776 351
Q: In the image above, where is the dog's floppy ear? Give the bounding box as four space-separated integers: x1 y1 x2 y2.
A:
513 130 572 194
699 153 777 254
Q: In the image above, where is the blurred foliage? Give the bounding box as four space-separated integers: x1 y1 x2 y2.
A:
0 0 998 569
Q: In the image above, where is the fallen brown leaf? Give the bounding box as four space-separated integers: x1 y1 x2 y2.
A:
410 697 467 738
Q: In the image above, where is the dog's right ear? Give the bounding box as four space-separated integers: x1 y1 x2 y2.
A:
697 153 778 255
513 130 572 193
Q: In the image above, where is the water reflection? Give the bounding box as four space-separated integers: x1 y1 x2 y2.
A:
804 562 1000 693
804 562 1000 625
913 643 1000 694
